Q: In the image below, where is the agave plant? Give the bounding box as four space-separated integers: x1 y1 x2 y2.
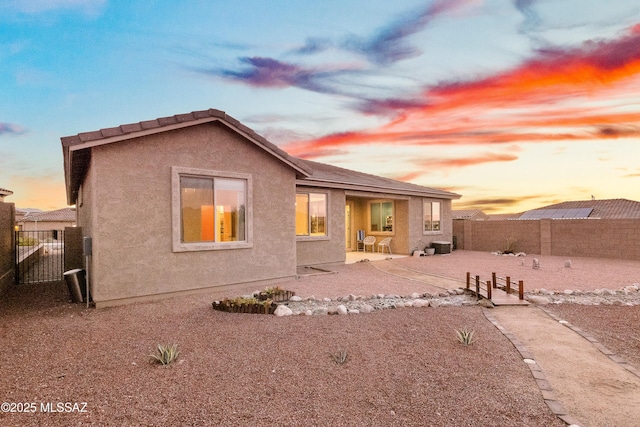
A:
150 343 180 365
454 327 476 346
330 349 348 365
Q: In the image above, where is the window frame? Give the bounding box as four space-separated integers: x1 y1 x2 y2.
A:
423 200 442 234
172 166 253 252
295 191 330 241
368 200 395 235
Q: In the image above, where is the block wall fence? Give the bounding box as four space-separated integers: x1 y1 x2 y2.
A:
453 218 640 261
0 202 15 294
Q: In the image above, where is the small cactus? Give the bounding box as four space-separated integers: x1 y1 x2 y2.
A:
454 327 476 346
150 343 180 365
330 349 348 364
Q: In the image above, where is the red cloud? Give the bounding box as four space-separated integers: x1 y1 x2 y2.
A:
391 153 518 181
284 24 640 162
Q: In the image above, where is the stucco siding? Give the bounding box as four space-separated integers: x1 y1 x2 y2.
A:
407 197 425 252
392 199 410 254
87 122 297 305
76 155 96 296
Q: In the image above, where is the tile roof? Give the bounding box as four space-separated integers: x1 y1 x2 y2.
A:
61 108 460 204
487 213 522 220
455 199 640 220
61 109 312 205
0 187 13 197
523 199 640 219
299 159 460 199
452 209 489 220
20 208 76 223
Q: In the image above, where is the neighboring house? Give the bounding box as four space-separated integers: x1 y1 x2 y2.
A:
453 198 640 259
16 208 77 232
486 213 521 221
455 199 640 222
62 108 460 307
452 209 489 220
0 187 13 202
516 198 640 219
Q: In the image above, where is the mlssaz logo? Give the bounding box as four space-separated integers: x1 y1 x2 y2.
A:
40 402 88 413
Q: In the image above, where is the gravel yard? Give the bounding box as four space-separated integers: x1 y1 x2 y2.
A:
1 250 638 426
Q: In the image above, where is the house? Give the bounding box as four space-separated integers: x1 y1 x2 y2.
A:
16 207 76 232
62 109 460 307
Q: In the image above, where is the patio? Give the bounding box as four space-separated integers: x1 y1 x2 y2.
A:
345 250 407 264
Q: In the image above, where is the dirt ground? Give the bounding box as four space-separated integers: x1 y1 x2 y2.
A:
1 250 639 426
269 250 640 427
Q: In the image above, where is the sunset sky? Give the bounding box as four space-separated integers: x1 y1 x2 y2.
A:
1 0 639 213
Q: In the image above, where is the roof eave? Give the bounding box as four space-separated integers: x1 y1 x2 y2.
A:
61 112 312 205
297 177 462 199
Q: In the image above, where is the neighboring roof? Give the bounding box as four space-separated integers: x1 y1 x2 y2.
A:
19 208 76 223
452 209 489 220
518 199 640 219
61 108 461 204
298 159 460 199
519 207 593 219
16 208 43 215
455 198 640 221
487 213 521 221
0 187 13 200
61 109 312 205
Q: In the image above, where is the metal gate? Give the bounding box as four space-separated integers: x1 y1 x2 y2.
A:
15 230 66 284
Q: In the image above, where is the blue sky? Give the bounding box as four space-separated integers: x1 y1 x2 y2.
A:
2 0 640 212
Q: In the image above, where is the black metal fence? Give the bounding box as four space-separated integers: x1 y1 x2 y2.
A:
15 230 66 284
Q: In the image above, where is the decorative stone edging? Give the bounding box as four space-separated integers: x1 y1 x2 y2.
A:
229 281 640 317
525 283 640 306
482 309 584 427
266 288 480 317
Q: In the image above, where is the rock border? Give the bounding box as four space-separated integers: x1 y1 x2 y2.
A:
525 283 640 306
272 287 479 317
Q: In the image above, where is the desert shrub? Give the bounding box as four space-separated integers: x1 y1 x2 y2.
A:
149 343 180 366
454 327 476 346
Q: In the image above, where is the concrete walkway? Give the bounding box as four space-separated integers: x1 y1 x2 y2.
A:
369 260 466 291
487 306 640 427
345 251 407 264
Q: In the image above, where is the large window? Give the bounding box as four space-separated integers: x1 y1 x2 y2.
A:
296 193 327 236
181 176 246 243
424 201 441 232
370 201 393 232
172 167 251 251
